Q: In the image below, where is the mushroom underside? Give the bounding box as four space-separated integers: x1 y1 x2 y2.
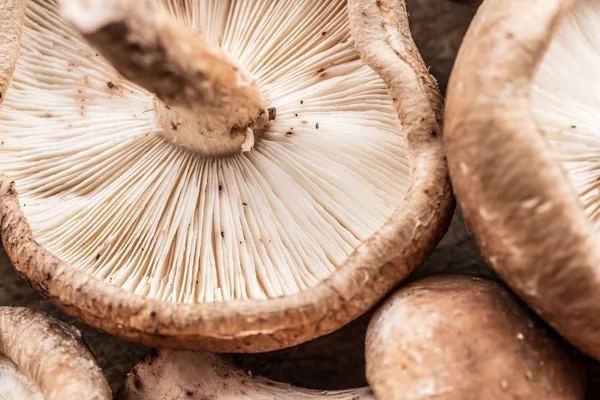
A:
531 0 600 224
0 354 43 400
0 0 411 304
119 350 374 399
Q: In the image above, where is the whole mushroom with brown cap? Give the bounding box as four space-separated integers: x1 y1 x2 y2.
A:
445 0 600 360
0 307 111 399
119 350 373 399
0 0 452 352
365 275 586 400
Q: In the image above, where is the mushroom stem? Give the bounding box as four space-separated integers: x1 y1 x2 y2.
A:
120 350 374 399
60 0 269 156
0 307 111 400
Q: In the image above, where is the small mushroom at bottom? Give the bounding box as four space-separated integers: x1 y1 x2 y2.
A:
0 307 111 399
118 350 373 399
365 275 586 400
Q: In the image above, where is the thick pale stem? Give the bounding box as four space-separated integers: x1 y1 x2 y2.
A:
61 0 270 156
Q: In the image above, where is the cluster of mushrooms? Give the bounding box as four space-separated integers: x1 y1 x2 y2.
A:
0 0 598 398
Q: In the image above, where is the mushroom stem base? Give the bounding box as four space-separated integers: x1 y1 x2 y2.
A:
153 99 270 156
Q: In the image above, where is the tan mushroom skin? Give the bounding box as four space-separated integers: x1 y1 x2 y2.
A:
0 355 42 400
366 276 586 400
0 0 451 351
0 0 26 105
445 0 600 359
119 350 373 400
0 307 111 400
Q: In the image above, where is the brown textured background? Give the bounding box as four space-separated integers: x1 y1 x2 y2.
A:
2 0 597 397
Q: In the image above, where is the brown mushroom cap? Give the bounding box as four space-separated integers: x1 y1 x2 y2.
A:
0 307 111 399
365 275 586 400
445 0 600 359
0 0 452 352
118 350 373 399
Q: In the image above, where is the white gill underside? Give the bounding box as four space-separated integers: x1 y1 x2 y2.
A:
0 355 42 400
0 0 409 303
532 0 600 223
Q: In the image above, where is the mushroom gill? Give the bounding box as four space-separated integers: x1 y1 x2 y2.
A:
0 0 410 303
531 0 600 222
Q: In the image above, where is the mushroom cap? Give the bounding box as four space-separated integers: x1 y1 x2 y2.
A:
0 0 452 351
365 275 586 400
118 350 373 399
0 307 111 400
0 0 25 99
445 0 600 359
0 356 42 400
